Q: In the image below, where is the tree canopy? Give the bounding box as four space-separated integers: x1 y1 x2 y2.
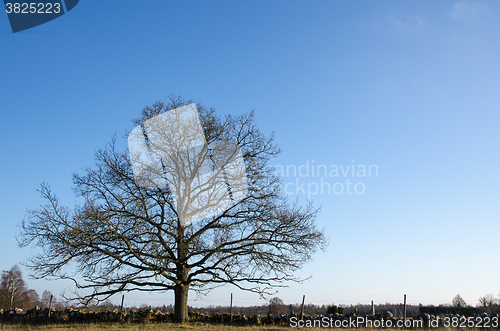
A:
19 96 327 322
0 265 41 310
452 294 467 308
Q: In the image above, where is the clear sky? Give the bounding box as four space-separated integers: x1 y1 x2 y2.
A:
1 1 499 309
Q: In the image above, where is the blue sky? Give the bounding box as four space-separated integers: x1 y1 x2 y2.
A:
1 1 499 308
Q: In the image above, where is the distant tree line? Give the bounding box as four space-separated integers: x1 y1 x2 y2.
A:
189 301 331 316
341 302 420 317
185 300 420 317
2 266 499 317
135 299 420 317
419 294 500 316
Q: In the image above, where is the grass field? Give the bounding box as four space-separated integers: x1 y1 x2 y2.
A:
0 324 471 331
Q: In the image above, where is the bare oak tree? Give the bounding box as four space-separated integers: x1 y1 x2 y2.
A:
452 294 467 308
478 294 497 314
268 296 286 315
19 96 327 322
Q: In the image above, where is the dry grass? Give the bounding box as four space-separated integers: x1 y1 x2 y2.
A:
0 324 293 331
0 325 468 331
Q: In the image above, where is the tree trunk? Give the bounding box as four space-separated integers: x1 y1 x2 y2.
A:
174 223 190 323
9 279 16 310
174 282 189 322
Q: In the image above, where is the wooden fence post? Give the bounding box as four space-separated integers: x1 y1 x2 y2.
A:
403 294 407 326
300 295 306 320
120 294 125 319
230 293 233 321
47 295 53 318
